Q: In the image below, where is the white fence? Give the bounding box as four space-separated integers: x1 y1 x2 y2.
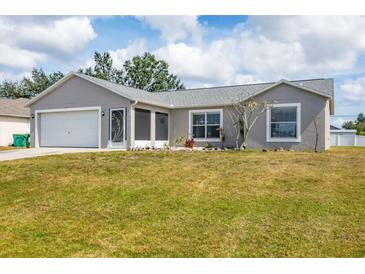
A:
330 130 365 147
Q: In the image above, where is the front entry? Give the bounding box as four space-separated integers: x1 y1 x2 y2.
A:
109 108 126 148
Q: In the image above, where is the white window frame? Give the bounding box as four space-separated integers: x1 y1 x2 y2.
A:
188 109 223 142
266 103 301 143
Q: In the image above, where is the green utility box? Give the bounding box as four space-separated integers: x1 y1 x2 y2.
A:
12 134 30 147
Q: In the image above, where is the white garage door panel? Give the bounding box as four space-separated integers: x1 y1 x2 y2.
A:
40 110 99 147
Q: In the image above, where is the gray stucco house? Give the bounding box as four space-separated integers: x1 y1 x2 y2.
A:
26 72 334 150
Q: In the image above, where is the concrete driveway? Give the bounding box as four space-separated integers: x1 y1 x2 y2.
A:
0 147 114 161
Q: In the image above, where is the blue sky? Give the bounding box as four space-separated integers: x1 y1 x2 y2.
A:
0 16 364 126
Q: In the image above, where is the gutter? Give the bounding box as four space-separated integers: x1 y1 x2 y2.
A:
131 100 138 108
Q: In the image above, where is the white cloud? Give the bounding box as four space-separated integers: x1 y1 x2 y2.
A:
136 16 203 44
154 39 239 83
0 71 31 82
109 39 147 69
340 76 365 102
80 39 147 70
226 73 261 85
0 16 96 70
152 16 365 87
0 43 46 70
331 118 350 128
241 16 365 77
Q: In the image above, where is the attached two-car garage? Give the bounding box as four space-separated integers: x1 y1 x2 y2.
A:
37 108 100 148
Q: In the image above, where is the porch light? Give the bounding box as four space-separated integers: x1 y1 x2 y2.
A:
101 111 105 116
31 114 35 119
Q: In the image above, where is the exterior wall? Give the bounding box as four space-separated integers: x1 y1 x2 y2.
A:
29 76 132 148
170 83 329 150
248 84 328 150
0 116 30 146
29 78 330 151
170 107 235 148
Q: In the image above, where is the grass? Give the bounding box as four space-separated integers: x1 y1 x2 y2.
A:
0 147 364 257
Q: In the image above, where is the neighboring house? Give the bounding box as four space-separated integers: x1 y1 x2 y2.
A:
330 125 340 130
330 129 358 146
26 72 334 150
0 98 30 146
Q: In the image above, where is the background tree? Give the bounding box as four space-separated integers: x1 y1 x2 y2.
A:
0 68 64 99
121 52 185 91
0 81 26 98
22 68 64 98
1 51 184 99
342 120 356 130
342 113 365 134
78 51 184 91
78 52 120 82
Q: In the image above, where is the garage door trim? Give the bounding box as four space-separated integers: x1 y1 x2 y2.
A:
35 106 101 148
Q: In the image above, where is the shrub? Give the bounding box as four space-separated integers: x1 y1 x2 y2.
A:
184 138 196 149
174 136 186 146
204 142 213 150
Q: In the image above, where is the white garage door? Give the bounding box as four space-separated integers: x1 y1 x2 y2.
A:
40 110 99 148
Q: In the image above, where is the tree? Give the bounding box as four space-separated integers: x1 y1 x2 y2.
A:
357 113 364 123
342 113 365 134
312 116 319 153
0 80 27 98
79 52 184 91
79 52 119 82
21 68 64 98
121 53 185 92
342 120 356 130
0 68 64 99
226 93 268 149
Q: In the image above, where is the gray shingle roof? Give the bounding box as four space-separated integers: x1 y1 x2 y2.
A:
75 72 334 109
0 98 30 118
27 71 334 111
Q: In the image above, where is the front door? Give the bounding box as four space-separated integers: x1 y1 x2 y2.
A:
110 108 126 148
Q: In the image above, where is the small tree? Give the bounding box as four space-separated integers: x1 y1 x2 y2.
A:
226 93 268 150
312 115 319 153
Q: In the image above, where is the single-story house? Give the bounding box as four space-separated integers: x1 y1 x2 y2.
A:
26 72 334 150
330 125 340 130
0 98 30 146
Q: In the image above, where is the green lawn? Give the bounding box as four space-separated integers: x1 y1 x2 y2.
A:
0 148 364 257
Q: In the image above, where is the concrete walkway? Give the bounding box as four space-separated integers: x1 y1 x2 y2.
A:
0 147 121 162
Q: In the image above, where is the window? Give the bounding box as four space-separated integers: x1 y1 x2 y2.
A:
189 109 222 140
155 112 168 141
135 108 151 140
266 103 301 142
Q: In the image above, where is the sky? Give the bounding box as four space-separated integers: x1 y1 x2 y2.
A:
0 15 364 127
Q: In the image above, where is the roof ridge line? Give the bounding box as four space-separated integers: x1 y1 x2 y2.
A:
156 78 332 93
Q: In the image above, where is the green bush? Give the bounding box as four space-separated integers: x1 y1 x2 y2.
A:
204 142 213 150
